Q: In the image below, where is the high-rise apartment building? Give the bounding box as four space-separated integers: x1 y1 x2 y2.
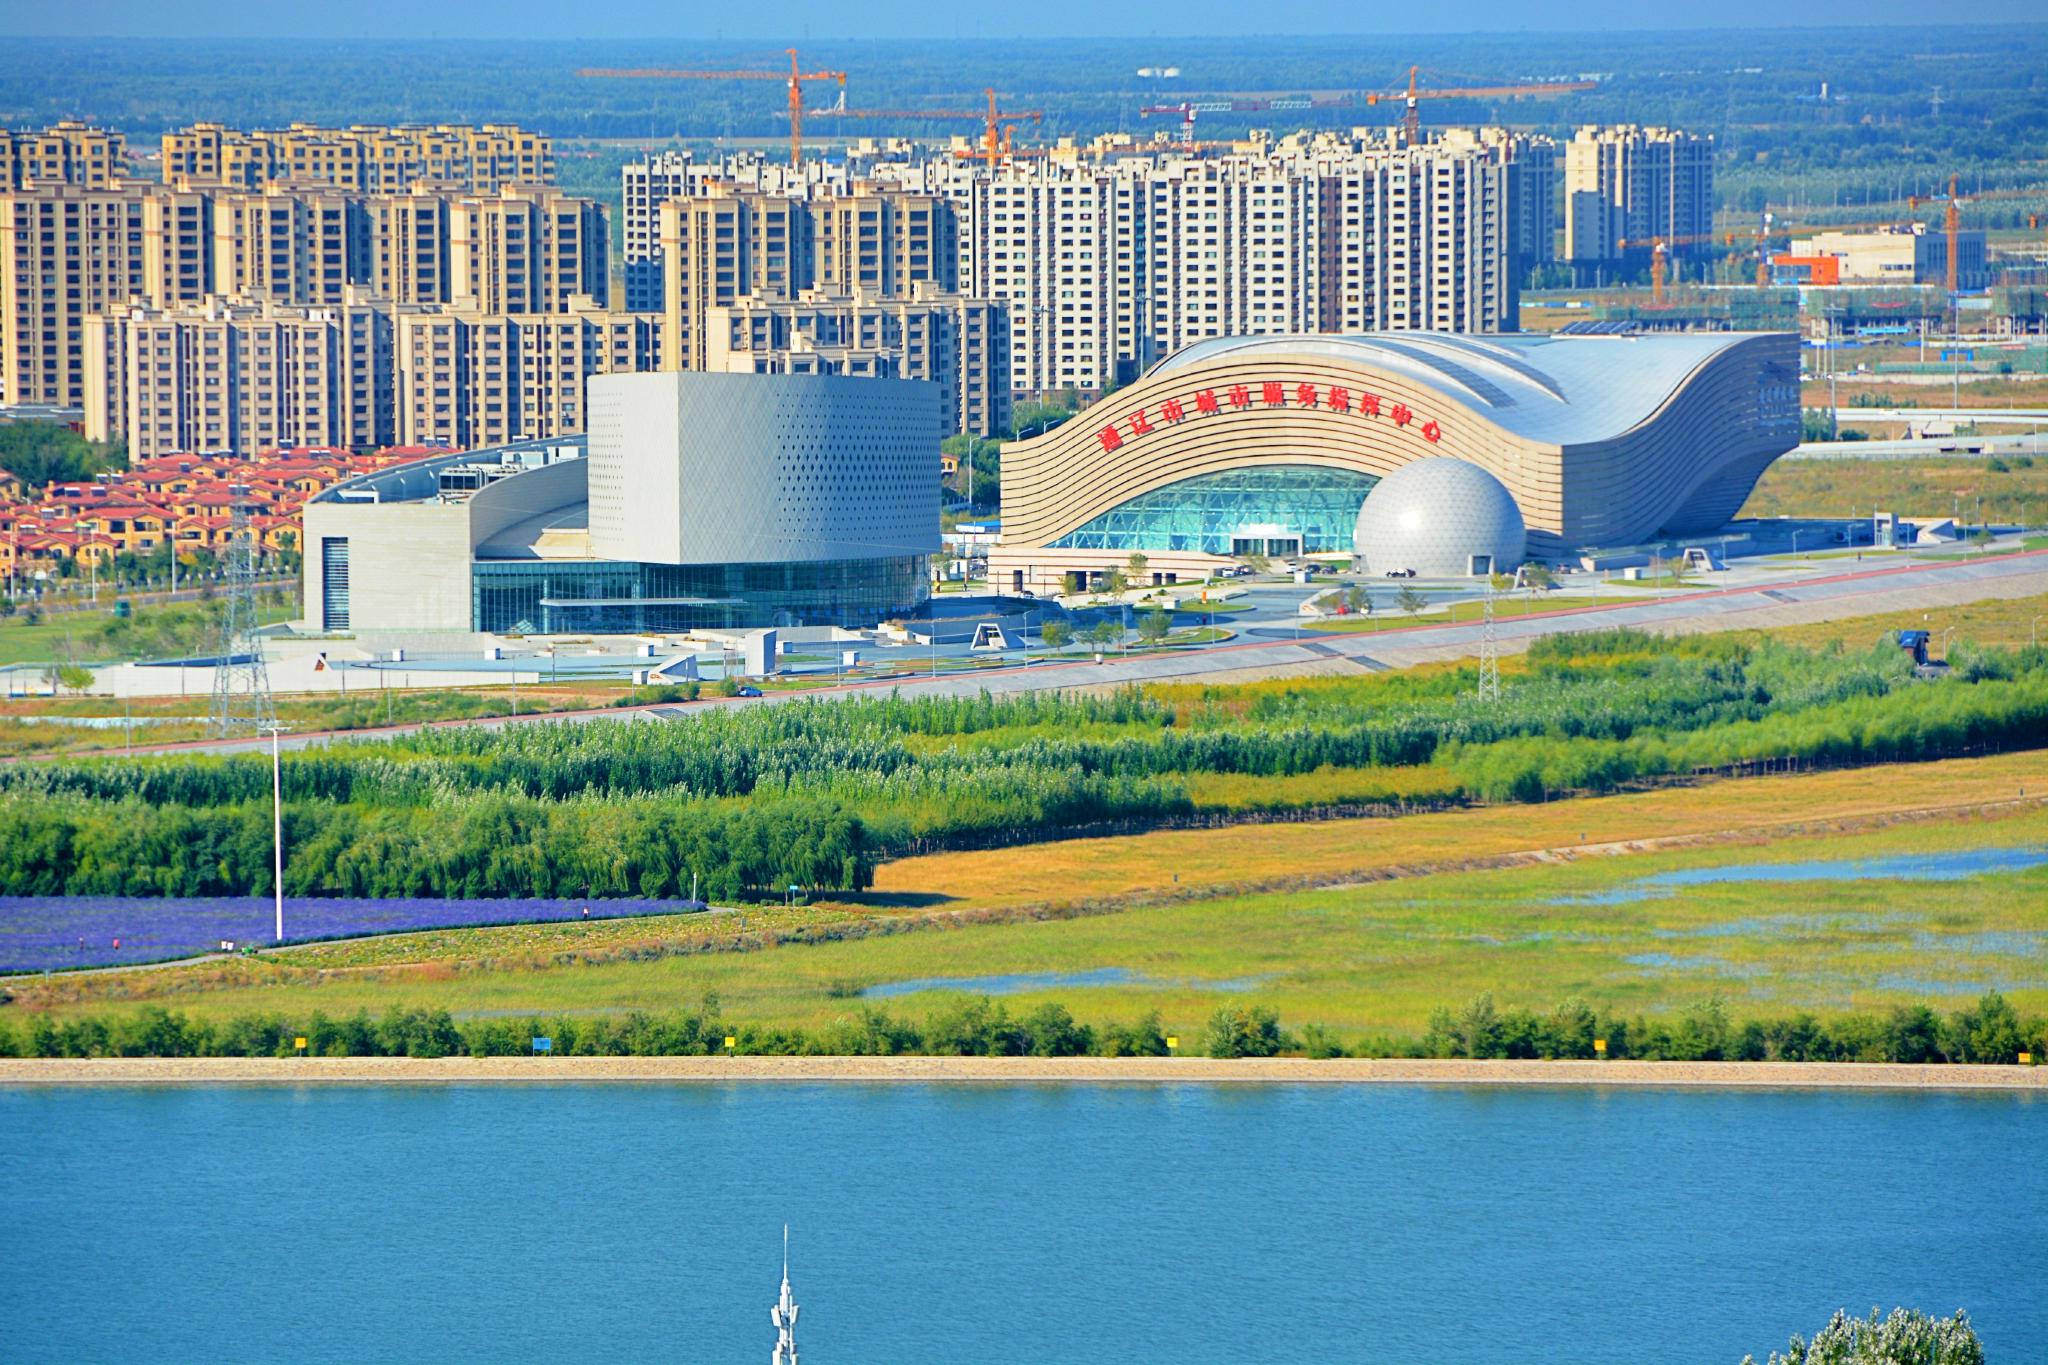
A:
86 294 654 458
621 149 893 308
704 286 1009 437
86 297 382 458
161 122 554 193
918 135 1516 396
658 189 811 373
446 187 609 313
0 185 215 407
362 187 454 305
1 122 127 189
1563 124 1715 275
210 185 367 306
1 179 608 406
1467 128 1558 276
391 299 659 450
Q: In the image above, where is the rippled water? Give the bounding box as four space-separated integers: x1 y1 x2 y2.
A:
861 967 1268 998
1561 845 2048 906
2 1083 2041 1363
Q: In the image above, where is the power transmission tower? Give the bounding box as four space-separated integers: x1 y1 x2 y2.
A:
1476 578 1501 704
209 485 278 738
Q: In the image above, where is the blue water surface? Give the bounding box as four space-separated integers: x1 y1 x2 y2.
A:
1562 845 2048 906
861 967 1268 998
2 1083 2041 1364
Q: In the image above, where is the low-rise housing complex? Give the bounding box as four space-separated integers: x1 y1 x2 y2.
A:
0 444 442 587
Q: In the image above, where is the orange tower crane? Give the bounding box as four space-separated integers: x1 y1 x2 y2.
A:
1617 232 1720 306
578 49 848 169
813 88 1044 163
1367 67 1598 146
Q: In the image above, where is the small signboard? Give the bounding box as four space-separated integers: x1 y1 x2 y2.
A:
724 1035 737 1050
1165 1036 1179 1051
532 1037 553 1055
1593 1038 1608 1056
293 1036 308 1052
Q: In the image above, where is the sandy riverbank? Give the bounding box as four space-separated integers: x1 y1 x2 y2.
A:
1 1056 2041 1089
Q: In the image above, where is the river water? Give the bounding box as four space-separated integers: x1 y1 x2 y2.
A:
2 1083 2041 1363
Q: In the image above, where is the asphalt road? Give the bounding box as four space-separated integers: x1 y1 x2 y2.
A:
52 545 2046 760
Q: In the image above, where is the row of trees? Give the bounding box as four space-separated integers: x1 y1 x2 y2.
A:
0 791 874 899
9 992 2037 1065
0 633 2042 899
1421 992 2040 1066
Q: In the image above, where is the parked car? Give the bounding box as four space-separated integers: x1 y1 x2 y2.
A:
735 686 763 697
1384 568 1416 578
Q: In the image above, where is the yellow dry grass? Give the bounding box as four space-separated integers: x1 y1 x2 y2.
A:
868 749 2048 911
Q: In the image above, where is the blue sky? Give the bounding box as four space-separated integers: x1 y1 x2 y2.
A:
6 0 2041 37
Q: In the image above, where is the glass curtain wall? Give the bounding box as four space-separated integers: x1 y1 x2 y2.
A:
1047 466 1378 555
473 556 929 634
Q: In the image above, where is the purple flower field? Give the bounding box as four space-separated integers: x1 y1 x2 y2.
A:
0 897 711 974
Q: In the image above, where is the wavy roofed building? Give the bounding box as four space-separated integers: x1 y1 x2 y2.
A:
990 330 1800 592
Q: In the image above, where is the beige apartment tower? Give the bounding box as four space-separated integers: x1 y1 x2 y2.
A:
1563 124 1715 274
1 122 127 189
161 122 554 193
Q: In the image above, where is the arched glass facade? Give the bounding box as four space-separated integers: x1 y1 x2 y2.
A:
472 556 929 635
1046 466 1379 555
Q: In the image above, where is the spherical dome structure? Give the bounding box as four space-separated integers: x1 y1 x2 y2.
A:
1353 458 1527 578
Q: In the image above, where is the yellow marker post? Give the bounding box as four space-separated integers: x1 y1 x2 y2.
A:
1593 1038 1607 1058
1165 1035 1178 1052
293 1036 308 1053
2021 1052 2034 1066
724 1035 737 1052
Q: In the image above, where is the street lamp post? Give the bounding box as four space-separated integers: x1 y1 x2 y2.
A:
265 725 287 943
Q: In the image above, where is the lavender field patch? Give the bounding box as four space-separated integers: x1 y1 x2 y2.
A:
0 897 711 974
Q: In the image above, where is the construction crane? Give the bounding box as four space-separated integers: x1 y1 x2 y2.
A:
1616 233 1720 306
577 49 848 169
1137 103 1253 149
814 89 1043 164
1141 70 1595 147
1366 67 1598 146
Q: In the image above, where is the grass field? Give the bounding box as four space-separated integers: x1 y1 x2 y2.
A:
0 600 300 668
1737 589 2048 653
17 750 2045 1038
21 804 2041 1039
1307 592 1668 631
0 679 641 757
1740 455 2048 523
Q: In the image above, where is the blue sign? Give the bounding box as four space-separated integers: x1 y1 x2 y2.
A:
532 1037 553 1054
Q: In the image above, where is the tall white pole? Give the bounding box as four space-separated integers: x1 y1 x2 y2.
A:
270 726 284 943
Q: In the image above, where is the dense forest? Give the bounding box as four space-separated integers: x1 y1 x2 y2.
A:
0 630 2042 901
4 28 2045 212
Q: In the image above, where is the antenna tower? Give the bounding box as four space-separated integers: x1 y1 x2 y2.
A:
209 485 278 737
1476 578 1501 704
771 1224 801 1365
